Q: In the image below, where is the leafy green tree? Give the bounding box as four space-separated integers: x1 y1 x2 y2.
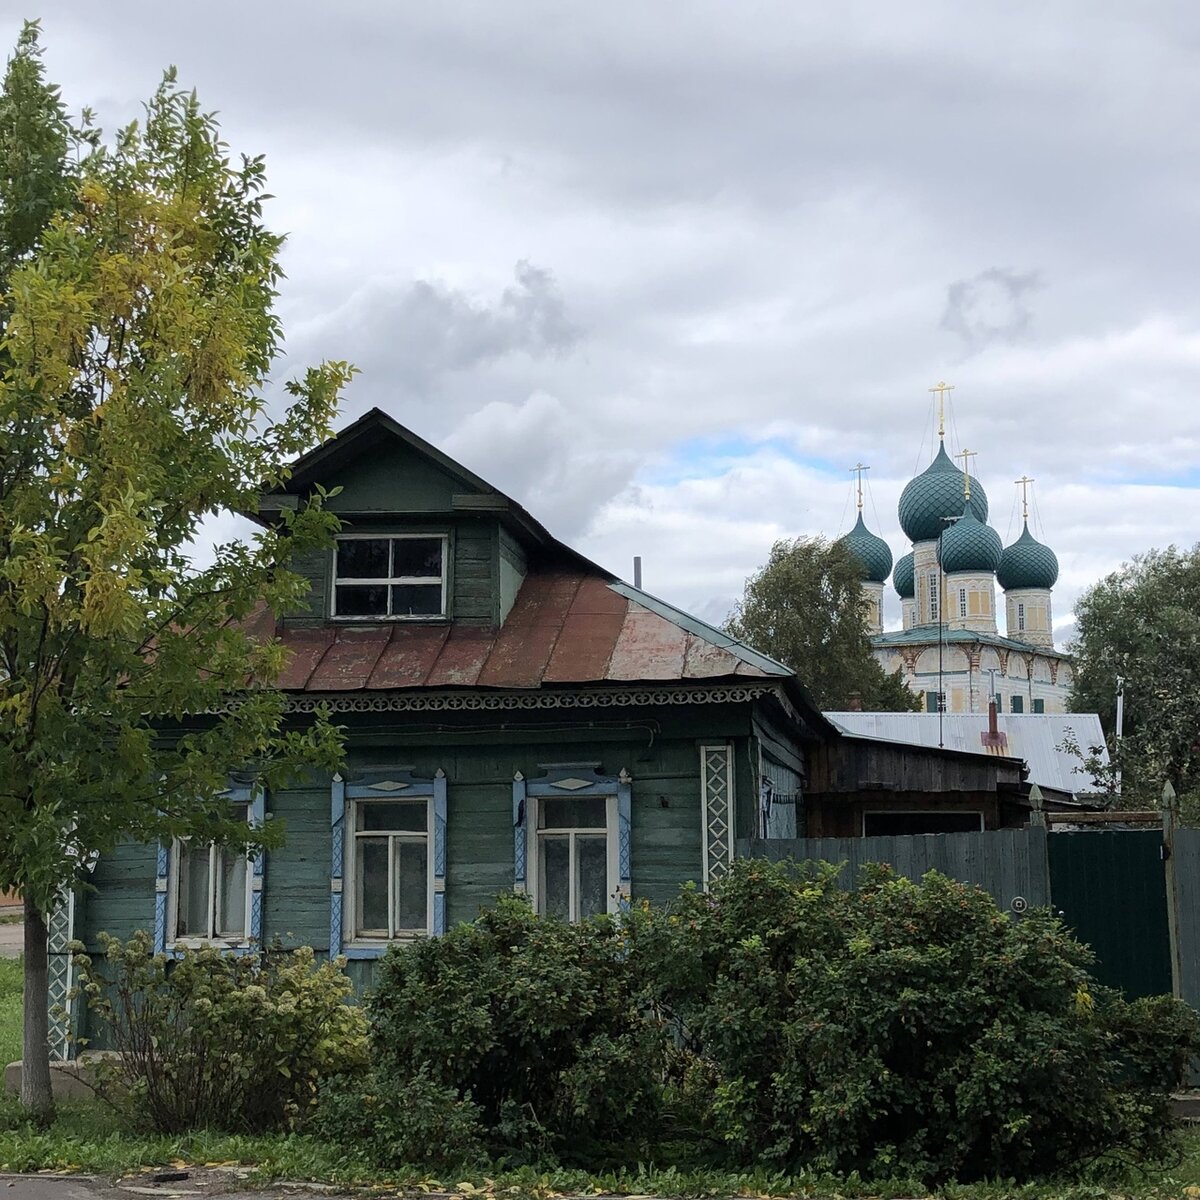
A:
0 24 352 1118
1069 544 1200 811
725 536 919 712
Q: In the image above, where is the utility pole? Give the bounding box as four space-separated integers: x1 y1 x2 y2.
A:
1114 675 1125 798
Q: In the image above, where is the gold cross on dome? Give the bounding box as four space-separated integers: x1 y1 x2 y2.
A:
928 380 955 439
849 462 870 511
956 448 977 500
1015 474 1035 521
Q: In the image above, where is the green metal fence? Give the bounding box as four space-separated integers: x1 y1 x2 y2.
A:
1047 829 1172 999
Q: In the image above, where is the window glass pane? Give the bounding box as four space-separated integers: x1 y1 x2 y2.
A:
356 838 390 935
395 840 428 931
359 801 426 832
177 843 211 938
540 836 570 920
337 538 390 579
392 538 442 578
216 848 247 937
540 797 606 829
336 584 388 616
389 584 442 616
577 836 608 919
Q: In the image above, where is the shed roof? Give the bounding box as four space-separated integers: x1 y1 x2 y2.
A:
826 711 1108 797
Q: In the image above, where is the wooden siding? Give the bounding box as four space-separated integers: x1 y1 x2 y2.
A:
454 519 496 625
321 441 463 514
74 704 753 971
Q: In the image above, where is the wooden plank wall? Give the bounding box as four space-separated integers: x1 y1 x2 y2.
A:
79 732 717 954
736 827 1051 914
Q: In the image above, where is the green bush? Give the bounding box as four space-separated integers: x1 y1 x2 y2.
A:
317 896 664 1167
72 932 368 1133
625 859 1200 1182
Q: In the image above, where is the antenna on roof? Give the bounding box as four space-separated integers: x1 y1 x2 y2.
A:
633 556 643 590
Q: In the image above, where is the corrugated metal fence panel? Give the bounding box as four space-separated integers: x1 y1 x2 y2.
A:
1173 828 1200 1009
1047 829 1171 999
737 828 1050 915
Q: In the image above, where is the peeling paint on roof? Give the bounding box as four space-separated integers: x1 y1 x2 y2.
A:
271 570 773 692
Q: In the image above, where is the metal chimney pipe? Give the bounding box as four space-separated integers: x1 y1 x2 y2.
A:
633 556 643 590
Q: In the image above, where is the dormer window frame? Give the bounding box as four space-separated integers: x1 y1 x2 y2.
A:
330 531 451 622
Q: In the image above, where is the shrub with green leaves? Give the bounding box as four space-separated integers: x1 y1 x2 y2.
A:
72 932 368 1133
316 896 664 1167
625 859 1200 1183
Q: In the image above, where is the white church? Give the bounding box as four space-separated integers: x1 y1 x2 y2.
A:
839 393 1073 715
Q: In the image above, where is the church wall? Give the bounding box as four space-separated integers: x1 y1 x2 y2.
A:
862 580 884 636
1004 588 1054 648
901 597 916 629
912 540 939 625
943 571 998 635
875 641 1071 715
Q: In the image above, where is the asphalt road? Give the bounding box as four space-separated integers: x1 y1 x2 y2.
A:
0 920 21 959
0 1173 360 1198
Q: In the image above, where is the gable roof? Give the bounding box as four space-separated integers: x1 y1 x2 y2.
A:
260 409 832 728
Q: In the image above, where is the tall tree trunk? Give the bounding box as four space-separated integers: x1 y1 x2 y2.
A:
20 896 54 1123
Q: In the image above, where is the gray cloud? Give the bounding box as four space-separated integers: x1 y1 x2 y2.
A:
331 260 579 389
25 1 1200 640
941 268 1042 351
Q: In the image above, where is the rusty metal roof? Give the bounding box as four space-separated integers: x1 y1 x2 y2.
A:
273 570 786 693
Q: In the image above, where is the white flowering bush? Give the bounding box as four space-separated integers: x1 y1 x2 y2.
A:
72 931 368 1132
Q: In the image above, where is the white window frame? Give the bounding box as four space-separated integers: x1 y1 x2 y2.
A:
167 805 252 950
344 795 435 944
1017 601 1026 632
330 532 449 621
528 793 619 921
958 588 968 618
929 573 940 621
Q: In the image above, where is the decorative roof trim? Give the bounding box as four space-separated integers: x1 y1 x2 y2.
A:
280 682 780 715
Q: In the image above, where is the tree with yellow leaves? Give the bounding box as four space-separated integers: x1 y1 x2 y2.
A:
0 22 352 1118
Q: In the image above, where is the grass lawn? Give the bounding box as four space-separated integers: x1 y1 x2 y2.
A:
2 959 1200 1198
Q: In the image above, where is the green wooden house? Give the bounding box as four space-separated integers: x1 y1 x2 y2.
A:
57 408 1029 1054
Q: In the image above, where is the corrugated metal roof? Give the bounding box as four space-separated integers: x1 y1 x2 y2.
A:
826 711 1109 796
272 569 776 693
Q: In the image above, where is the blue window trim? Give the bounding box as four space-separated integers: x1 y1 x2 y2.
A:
513 763 632 913
153 780 265 957
331 767 447 960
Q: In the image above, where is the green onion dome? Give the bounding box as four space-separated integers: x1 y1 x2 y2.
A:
893 551 915 599
838 512 893 583
937 504 1003 574
997 522 1059 591
897 443 988 542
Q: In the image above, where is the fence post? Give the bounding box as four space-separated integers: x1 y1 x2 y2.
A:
1162 780 1183 999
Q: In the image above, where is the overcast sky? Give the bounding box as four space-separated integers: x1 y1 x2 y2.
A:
23 1 1200 643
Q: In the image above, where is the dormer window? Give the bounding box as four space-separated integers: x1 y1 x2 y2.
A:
333 535 447 619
